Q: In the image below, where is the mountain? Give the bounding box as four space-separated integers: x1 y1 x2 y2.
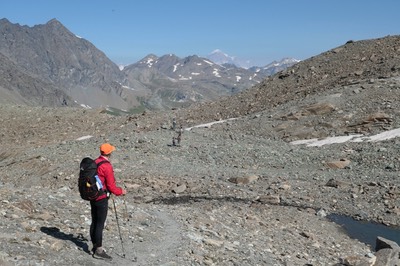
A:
0 18 139 109
0 19 295 112
249 57 301 76
123 53 266 110
207 49 252 69
207 49 300 73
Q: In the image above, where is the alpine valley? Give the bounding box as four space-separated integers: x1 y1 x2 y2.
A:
1 17 400 266
0 18 298 113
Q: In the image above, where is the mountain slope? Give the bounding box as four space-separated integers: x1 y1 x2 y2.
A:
0 18 137 109
0 52 74 106
178 36 400 124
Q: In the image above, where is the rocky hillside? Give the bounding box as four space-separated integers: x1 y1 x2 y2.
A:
173 36 400 139
0 53 73 106
0 35 399 266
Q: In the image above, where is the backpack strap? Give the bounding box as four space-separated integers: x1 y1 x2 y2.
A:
95 160 110 194
96 160 110 167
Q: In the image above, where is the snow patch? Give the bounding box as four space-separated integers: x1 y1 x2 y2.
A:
122 85 134 90
186 118 237 131
80 104 92 109
188 118 400 147
143 58 154 67
291 128 400 147
76 135 93 141
213 68 221 78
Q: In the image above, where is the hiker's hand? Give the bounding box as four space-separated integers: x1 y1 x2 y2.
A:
121 189 127 195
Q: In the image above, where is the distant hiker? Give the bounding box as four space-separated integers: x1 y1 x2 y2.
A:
172 137 176 146
90 143 126 261
176 125 183 145
172 118 176 130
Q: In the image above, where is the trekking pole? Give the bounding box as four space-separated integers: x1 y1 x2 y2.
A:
122 183 137 261
112 197 126 258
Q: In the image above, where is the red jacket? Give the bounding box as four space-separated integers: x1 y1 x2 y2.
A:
94 155 123 201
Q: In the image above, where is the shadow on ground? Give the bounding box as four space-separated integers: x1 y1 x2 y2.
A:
40 226 90 254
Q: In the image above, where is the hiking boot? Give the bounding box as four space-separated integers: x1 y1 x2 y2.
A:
93 249 112 261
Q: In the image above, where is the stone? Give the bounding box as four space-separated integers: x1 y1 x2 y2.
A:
374 248 400 266
326 159 351 169
342 255 376 266
228 175 259 185
172 184 187 194
375 236 400 251
325 178 351 188
203 238 224 247
256 194 280 205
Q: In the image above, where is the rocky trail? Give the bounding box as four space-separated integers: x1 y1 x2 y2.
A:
0 101 399 265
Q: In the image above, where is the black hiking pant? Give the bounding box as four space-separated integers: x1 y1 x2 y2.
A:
90 197 108 249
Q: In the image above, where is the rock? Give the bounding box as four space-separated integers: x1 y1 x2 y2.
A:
373 237 400 266
374 248 400 266
342 254 376 266
325 178 351 188
203 238 224 247
228 175 259 184
316 209 327 218
172 184 187 194
305 103 336 115
375 236 400 251
256 194 281 205
326 159 351 169
50 239 65 252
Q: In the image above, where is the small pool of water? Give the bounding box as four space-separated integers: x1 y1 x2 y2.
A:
327 214 400 250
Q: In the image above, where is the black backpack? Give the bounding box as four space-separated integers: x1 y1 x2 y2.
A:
78 157 109 201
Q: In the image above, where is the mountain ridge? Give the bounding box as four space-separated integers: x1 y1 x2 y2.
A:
0 18 293 111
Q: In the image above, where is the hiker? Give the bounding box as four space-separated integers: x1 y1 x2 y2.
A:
176 125 183 145
172 136 176 146
90 143 126 261
172 118 176 130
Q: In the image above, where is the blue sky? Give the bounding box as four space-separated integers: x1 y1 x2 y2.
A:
1 0 400 66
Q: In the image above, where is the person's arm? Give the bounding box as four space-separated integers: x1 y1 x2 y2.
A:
102 164 125 196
